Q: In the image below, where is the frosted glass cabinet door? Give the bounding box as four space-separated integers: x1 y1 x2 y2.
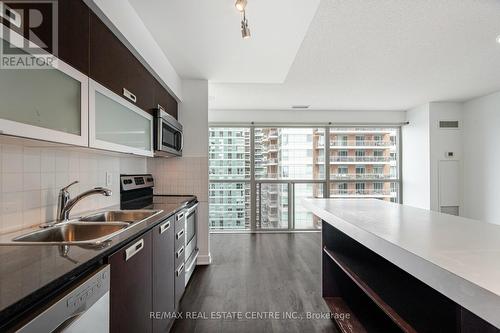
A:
0 39 88 146
89 80 153 157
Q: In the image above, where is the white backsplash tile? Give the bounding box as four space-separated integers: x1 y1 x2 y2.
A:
2 173 23 193
2 145 23 173
40 149 56 172
147 156 208 202
0 143 147 234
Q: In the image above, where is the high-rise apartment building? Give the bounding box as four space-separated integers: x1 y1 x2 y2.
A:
328 128 398 201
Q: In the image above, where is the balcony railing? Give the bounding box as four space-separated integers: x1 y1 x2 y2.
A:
330 156 393 163
330 189 395 196
331 174 394 180
330 140 394 147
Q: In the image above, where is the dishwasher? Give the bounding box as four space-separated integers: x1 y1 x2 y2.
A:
14 265 110 333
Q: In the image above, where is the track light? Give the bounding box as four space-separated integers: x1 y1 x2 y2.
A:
235 0 247 12
241 11 251 39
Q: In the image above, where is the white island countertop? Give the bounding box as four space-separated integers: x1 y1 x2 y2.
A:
303 198 500 329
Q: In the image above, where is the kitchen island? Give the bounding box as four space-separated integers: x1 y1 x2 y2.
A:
303 198 500 333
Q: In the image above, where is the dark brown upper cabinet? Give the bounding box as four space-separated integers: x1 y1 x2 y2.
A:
89 12 155 114
0 0 90 75
58 0 90 75
2 0 179 119
154 79 178 120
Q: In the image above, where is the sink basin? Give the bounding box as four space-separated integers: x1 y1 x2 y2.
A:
12 222 128 245
79 210 160 224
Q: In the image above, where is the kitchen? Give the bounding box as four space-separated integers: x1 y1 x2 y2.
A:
1 0 500 332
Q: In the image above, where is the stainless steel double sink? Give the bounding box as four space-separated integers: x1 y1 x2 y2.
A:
11 210 161 245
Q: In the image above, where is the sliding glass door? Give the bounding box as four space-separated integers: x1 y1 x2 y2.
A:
209 126 401 231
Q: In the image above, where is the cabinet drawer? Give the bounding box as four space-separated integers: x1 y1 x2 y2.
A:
175 210 186 232
175 244 185 268
89 13 154 113
175 261 186 306
175 227 185 251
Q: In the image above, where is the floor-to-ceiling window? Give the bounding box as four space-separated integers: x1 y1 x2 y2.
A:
209 126 401 231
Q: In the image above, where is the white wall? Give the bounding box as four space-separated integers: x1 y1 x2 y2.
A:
209 109 406 124
180 81 209 157
148 80 211 264
463 91 500 225
428 102 463 212
0 142 146 234
402 104 431 209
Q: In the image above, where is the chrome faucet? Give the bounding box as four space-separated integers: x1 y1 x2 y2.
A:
56 181 112 222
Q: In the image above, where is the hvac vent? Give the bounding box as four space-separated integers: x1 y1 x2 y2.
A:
439 120 459 129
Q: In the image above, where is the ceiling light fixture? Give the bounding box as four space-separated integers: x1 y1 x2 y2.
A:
241 10 251 39
235 0 247 12
497 35 500 44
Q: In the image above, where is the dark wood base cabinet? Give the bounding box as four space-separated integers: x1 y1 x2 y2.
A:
109 232 153 333
322 221 500 333
153 217 176 333
108 217 177 333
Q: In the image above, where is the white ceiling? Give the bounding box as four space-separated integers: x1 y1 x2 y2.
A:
130 0 500 111
129 0 320 83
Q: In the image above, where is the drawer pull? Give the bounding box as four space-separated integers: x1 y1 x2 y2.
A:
123 88 137 103
176 263 185 276
176 246 184 258
125 239 144 261
176 229 184 240
176 212 185 221
160 221 170 234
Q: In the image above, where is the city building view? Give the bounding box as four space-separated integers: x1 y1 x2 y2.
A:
209 127 399 231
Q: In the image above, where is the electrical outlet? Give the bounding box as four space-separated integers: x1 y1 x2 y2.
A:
106 172 113 186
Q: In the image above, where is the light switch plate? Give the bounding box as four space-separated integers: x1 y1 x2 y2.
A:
106 172 113 186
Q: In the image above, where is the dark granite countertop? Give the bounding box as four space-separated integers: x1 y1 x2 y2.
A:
0 195 196 327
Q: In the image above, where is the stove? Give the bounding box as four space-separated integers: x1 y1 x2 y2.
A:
120 174 199 286
120 174 196 211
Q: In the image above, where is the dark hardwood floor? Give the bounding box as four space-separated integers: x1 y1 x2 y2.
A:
171 233 338 333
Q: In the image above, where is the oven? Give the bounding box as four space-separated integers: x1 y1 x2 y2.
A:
154 108 183 157
184 201 199 286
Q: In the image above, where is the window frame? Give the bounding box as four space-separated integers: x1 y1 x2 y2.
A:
209 124 402 232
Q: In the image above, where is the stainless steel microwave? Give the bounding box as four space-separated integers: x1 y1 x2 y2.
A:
154 108 183 157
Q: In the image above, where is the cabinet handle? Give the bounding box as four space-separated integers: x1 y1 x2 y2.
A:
123 88 137 103
125 239 144 261
176 246 184 258
176 229 184 240
176 263 185 276
159 221 170 234
176 212 185 221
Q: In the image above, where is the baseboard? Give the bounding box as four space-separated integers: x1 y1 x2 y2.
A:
196 253 212 265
